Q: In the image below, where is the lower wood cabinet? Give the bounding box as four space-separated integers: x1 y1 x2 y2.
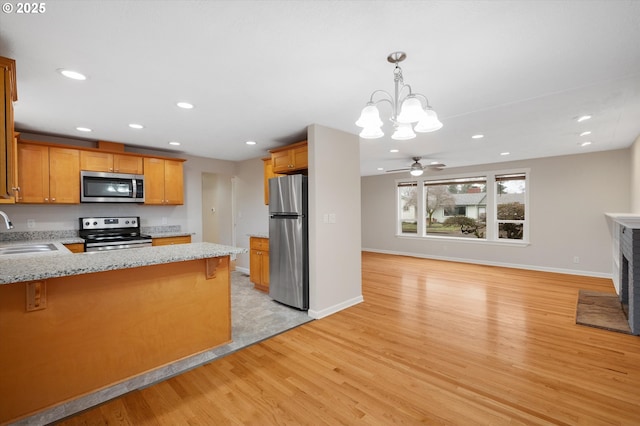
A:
249 237 269 292
63 243 84 253
152 235 192 246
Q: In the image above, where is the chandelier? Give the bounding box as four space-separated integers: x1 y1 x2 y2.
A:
356 51 443 140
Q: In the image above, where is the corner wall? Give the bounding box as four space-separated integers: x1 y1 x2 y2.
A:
307 124 363 318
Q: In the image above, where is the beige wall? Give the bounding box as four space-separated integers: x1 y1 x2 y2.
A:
361 149 631 277
233 157 269 271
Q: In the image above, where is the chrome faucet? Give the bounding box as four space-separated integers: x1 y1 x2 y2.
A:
0 210 13 229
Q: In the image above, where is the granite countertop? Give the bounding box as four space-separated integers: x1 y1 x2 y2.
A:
0 242 247 285
147 231 194 238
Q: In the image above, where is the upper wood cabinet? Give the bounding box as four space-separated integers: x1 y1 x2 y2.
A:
0 56 18 203
270 141 308 174
17 143 80 204
262 157 283 205
143 157 184 205
80 151 143 174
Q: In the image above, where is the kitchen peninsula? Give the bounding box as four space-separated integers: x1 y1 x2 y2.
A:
0 242 246 424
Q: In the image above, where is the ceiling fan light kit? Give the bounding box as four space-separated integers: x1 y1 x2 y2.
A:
356 51 443 140
387 156 446 176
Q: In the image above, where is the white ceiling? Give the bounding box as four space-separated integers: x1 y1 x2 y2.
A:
1 0 639 176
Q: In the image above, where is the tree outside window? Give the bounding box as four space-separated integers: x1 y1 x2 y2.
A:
398 182 418 234
396 171 528 243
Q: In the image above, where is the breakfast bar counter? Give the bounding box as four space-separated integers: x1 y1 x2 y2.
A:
0 243 246 424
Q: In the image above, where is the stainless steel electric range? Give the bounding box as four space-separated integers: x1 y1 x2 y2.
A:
79 216 152 252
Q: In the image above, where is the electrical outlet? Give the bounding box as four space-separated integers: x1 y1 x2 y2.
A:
27 219 35 229
573 256 580 264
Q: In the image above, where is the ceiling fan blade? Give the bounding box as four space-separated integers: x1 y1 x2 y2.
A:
385 168 411 173
427 162 446 170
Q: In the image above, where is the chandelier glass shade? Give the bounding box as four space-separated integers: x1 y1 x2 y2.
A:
356 52 442 140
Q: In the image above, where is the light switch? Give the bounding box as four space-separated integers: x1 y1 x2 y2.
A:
329 213 336 224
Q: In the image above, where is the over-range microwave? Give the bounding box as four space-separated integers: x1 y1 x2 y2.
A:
80 171 145 203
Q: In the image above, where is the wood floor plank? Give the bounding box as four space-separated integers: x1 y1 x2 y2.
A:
57 252 640 425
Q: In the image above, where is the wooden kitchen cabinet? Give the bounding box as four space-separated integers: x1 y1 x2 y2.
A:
143 157 184 205
63 243 85 253
270 140 308 174
262 157 283 205
80 151 143 174
152 235 192 246
17 143 80 204
249 237 269 292
0 56 18 203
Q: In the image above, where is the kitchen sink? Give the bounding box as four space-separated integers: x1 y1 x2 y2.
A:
0 243 59 255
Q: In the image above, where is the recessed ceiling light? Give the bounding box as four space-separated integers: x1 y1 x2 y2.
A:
500 152 510 156
579 131 592 137
389 149 399 153
579 141 592 147
168 141 181 146
58 69 87 80
377 167 384 171
176 102 194 109
577 115 592 122
471 134 484 139
245 141 257 145
129 123 144 129
76 127 92 132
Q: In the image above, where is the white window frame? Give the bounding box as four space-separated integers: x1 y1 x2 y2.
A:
395 168 530 245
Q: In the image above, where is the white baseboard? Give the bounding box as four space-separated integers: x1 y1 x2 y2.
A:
308 295 364 319
362 247 613 280
235 266 249 274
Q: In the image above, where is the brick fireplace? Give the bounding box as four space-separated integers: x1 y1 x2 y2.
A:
619 225 640 335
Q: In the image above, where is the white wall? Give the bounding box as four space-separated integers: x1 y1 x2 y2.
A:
307 124 363 318
361 149 630 277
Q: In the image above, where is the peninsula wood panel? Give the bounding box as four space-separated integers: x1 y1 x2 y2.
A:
59 252 640 425
0 257 231 424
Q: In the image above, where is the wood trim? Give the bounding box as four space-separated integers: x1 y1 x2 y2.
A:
18 138 186 162
268 140 307 154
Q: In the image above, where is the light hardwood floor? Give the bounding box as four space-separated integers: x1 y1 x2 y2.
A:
59 251 640 425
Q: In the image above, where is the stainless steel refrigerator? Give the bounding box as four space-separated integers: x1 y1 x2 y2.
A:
269 174 308 309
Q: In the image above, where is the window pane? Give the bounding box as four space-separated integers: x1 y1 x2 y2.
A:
496 174 526 240
424 178 486 238
499 223 523 240
398 182 417 233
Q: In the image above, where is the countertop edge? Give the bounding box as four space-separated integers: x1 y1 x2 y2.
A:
0 242 247 285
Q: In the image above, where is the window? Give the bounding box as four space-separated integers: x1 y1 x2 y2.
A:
398 181 418 234
424 177 487 239
496 173 526 240
396 170 529 243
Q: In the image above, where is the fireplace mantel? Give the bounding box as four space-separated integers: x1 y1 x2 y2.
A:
605 213 640 228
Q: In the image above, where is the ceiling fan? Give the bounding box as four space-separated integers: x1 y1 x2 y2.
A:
386 157 446 176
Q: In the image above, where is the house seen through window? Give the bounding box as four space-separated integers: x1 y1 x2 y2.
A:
396 171 528 243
